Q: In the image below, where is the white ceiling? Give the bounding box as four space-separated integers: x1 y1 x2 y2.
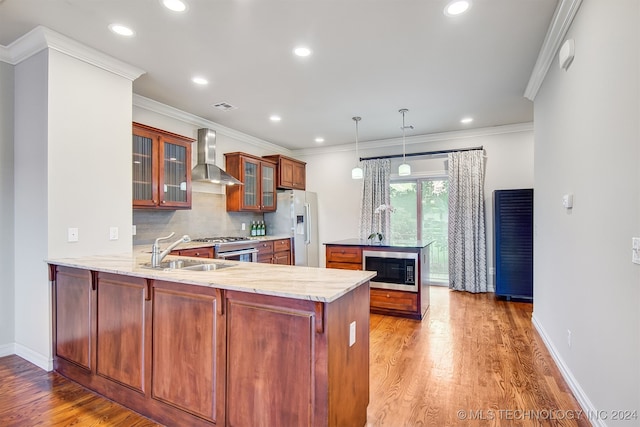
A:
0 0 558 150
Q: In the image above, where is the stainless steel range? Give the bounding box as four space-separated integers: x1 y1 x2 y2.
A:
192 237 259 262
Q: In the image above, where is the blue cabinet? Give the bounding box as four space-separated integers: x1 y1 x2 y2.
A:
494 189 533 300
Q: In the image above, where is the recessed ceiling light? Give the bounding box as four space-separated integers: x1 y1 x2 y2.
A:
162 0 187 12
109 24 135 37
192 76 208 85
460 117 474 124
444 0 471 17
293 47 312 57
270 115 282 122
315 137 325 143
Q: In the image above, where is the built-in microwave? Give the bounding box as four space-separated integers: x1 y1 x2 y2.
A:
362 250 419 292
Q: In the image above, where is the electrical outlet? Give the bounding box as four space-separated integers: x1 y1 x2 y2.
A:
241 223 246 231
632 237 640 264
349 321 356 347
132 225 137 236
68 227 79 242
567 329 572 349
109 227 119 241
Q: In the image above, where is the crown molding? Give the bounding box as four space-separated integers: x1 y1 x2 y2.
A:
292 122 534 157
1 26 145 81
133 94 291 154
0 45 10 64
524 0 583 101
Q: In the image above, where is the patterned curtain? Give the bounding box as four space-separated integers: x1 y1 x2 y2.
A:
359 159 391 241
448 150 488 293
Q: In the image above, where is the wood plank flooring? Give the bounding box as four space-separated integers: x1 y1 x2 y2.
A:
0 287 588 427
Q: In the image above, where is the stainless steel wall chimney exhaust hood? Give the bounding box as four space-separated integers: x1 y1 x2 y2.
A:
192 128 243 185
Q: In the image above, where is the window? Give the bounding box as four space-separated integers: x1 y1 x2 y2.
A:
390 178 449 284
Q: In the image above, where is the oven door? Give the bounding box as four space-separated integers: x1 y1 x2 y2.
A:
216 248 259 262
363 250 419 292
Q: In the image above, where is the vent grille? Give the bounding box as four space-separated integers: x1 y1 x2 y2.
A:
212 102 238 111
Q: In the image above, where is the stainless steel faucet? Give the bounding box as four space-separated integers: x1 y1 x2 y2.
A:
151 232 191 268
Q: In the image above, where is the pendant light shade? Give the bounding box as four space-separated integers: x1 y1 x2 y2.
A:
352 116 363 179
398 108 412 176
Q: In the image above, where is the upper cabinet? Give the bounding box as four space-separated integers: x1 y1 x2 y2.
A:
225 152 277 212
132 123 194 210
263 154 306 190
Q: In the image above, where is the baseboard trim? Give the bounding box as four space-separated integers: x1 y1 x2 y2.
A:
0 342 16 358
14 343 53 372
531 314 606 427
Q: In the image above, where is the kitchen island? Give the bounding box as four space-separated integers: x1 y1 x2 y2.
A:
325 239 433 320
47 254 375 427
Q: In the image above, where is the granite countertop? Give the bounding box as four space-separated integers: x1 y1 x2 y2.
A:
46 253 375 303
324 238 435 249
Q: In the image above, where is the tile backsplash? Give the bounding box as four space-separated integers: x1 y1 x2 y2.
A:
133 192 262 245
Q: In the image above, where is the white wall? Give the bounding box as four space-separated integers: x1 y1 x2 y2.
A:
47 50 133 257
533 0 640 423
0 60 15 354
13 48 135 369
13 50 50 366
298 125 534 277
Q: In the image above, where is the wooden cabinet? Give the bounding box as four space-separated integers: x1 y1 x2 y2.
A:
273 238 292 265
95 273 147 393
326 244 429 320
263 154 306 190
370 288 418 313
53 266 93 371
152 281 224 423
256 238 292 265
171 246 214 258
225 284 369 427
224 152 277 212
51 267 223 427
133 122 193 210
50 265 370 427
326 245 362 270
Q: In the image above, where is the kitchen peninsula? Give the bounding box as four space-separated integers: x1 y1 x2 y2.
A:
325 239 433 320
47 254 374 427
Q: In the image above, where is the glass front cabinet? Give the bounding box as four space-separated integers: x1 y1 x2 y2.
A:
224 152 276 212
132 122 193 210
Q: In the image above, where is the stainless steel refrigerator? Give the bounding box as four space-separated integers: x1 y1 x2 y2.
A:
264 190 319 267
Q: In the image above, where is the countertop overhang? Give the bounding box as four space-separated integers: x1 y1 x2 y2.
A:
46 253 375 303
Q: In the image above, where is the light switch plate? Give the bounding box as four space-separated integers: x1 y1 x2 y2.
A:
109 227 119 241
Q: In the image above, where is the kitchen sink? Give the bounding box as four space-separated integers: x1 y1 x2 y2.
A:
180 262 234 271
141 259 234 271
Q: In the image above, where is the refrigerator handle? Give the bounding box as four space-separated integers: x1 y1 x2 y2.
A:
304 203 311 245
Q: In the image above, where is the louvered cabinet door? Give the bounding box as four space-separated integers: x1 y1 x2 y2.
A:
494 189 533 300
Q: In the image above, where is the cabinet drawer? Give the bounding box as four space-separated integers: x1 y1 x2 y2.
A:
256 240 274 256
176 247 214 258
326 246 362 264
273 238 291 252
370 288 418 312
326 262 362 271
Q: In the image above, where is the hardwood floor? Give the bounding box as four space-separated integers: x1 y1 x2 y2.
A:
367 286 589 427
0 287 588 427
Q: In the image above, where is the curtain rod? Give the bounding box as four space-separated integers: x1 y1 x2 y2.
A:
359 146 483 161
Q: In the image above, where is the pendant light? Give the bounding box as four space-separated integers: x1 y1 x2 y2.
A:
398 108 412 176
351 116 363 179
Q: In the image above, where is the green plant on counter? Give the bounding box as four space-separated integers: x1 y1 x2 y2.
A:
367 232 384 244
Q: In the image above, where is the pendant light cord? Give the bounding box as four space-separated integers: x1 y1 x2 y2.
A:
353 116 361 165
